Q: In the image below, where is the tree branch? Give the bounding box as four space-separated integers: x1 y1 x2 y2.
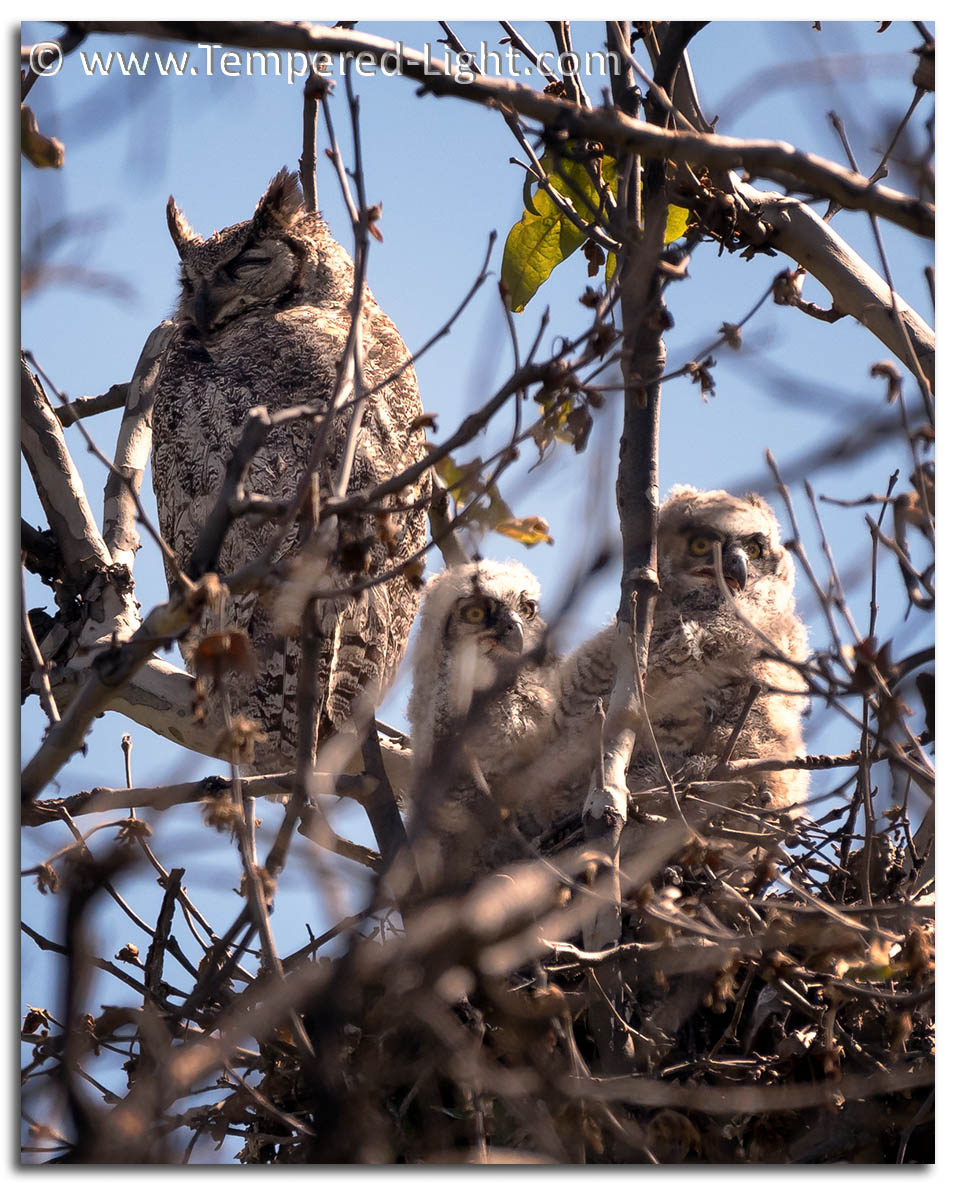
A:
20 355 113 589
730 180 935 391
582 21 670 959
21 582 214 803
54 383 129 426
71 22 934 237
103 321 174 568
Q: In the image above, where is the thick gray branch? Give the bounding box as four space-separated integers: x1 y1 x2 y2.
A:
20 356 112 589
45 653 415 796
21 589 211 802
733 181 935 391
84 654 226 757
581 28 669 961
103 321 175 567
73 22 933 238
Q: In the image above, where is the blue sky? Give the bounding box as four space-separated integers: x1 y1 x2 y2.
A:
20 20 934 1158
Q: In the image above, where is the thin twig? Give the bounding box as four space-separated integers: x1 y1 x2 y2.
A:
21 565 60 727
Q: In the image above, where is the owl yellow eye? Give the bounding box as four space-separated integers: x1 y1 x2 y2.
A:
745 541 763 559
688 536 713 557
519 600 537 621
460 603 486 625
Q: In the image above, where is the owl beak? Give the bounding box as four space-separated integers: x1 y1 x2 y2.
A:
494 611 525 654
722 545 749 594
193 281 213 335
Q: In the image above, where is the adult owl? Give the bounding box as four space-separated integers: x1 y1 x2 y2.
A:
151 168 428 770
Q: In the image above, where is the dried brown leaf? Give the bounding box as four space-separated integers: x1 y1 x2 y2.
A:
193 630 257 681
21 105 65 168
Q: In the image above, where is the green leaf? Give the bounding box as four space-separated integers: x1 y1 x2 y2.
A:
501 149 690 313
501 152 615 313
501 207 571 315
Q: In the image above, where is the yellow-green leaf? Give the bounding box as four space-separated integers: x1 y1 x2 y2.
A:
432 453 483 505
501 207 573 315
502 145 689 312
495 516 554 547
502 151 616 313
547 398 577 444
665 203 691 244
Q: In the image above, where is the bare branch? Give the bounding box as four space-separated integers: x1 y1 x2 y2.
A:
74 22 934 237
21 581 213 802
582 20 671 959
427 471 469 568
143 867 183 995
20 355 112 588
22 774 293 826
730 180 934 390
359 722 407 869
21 566 60 727
578 1061 934 1116
298 69 321 214
54 383 129 425
102 322 175 568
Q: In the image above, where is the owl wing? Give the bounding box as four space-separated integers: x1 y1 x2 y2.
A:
498 626 617 830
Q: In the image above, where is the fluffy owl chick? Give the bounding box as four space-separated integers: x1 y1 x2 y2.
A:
151 169 427 770
405 560 559 886
630 484 809 815
407 560 555 784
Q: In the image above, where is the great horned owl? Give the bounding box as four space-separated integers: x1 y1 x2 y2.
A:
629 484 809 815
151 168 427 770
405 560 559 885
531 485 809 832
404 489 808 884
407 559 555 785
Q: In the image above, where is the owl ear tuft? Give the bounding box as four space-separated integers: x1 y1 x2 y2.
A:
166 196 200 256
253 168 305 231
